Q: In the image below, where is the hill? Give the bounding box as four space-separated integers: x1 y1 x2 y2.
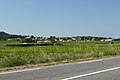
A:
0 32 22 40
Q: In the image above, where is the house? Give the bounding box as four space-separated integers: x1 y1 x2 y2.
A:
101 39 105 42
105 39 112 42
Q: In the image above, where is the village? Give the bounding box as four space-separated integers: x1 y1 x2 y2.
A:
0 32 114 44
16 35 113 43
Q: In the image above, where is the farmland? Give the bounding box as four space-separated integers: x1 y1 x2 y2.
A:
0 41 120 69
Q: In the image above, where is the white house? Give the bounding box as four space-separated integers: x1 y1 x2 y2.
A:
105 39 112 42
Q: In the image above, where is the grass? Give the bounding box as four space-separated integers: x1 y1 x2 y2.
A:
0 41 120 69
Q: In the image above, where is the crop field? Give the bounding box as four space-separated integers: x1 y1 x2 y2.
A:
0 41 120 68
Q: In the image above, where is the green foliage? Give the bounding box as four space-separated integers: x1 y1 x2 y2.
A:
5 43 53 47
0 41 120 68
0 54 27 67
49 36 58 45
0 32 10 40
0 32 22 40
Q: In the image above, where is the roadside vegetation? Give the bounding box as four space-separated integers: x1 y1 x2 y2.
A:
0 41 120 69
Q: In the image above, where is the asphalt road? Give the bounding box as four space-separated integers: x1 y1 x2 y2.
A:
0 56 120 80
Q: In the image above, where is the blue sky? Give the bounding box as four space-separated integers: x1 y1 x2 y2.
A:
0 0 120 38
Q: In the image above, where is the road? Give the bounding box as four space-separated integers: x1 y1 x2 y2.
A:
0 56 120 80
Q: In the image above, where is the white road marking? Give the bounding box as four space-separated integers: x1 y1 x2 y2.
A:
77 58 104 64
0 67 41 75
77 56 120 64
61 66 120 80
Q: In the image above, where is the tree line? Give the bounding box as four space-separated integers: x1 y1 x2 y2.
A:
0 31 119 41
0 32 22 40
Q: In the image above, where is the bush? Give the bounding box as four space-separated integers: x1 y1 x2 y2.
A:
0 55 28 67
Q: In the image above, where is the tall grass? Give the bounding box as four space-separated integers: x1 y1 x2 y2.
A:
0 41 120 68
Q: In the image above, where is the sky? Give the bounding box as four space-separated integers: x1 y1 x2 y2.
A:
0 0 120 38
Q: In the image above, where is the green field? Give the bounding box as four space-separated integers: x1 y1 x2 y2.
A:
0 41 120 68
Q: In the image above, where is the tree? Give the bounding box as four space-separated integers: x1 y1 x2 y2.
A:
49 36 57 45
